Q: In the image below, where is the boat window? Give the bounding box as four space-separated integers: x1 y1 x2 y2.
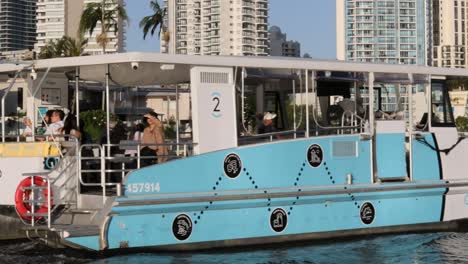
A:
265 91 286 130
359 86 382 113
431 80 455 127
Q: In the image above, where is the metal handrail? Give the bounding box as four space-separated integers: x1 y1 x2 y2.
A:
239 130 304 144
117 179 468 207
19 137 79 228
341 111 365 134
78 142 197 203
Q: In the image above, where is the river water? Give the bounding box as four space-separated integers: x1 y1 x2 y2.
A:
2 232 468 264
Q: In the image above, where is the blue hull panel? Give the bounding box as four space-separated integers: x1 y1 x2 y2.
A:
94 135 446 250
106 193 443 249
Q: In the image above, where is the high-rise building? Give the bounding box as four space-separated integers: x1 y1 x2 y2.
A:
82 0 125 55
336 0 429 113
432 0 468 68
36 0 82 50
336 0 428 66
35 0 125 55
162 0 269 56
269 26 301 57
0 0 36 54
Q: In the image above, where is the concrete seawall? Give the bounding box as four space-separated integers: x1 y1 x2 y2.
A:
0 206 27 240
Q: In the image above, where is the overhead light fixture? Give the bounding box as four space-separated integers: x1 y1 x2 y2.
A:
160 64 175 70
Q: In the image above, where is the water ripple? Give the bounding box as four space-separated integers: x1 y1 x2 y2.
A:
2 233 468 264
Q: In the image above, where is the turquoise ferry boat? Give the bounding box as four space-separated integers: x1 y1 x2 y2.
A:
1 53 468 250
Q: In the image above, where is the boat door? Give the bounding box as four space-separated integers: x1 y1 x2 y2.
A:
427 79 468 221
373 85 408 181
429 79 466 180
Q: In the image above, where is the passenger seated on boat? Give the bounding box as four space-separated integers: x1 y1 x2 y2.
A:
124 123 144 157
338 98 365 117
141 111 168 166
43 110 64 140
59 113 81 141
21 117 33 138
35 110 54 136
375 110 404 120
258 112 277 134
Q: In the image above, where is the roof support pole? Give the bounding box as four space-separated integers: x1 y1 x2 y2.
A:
31 67 51 139
75 67 80 128
292 78 296 137
1 70 21 142
368 72 375 135
105 64 111 155
176 84 180 155
368 72 375 183
311 70 316 136
408 73 414 180
305 69 309 138
241 67 248 133
426 76 432 129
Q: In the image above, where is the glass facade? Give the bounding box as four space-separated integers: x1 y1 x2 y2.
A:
344 0 427 65
432 0 468 68
343 0 428 112
0 0 36 53
163 0 269 56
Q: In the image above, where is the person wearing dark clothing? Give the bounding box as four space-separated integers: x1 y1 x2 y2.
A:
258 112 277 134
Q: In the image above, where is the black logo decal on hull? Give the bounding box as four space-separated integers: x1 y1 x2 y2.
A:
270 208 288 232
307 144 323 168
360 202 375 225
173 214 193 240
224 153 242 178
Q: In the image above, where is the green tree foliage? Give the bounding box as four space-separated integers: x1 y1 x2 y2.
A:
456 116 468 132
79 0 128 53
38 36 88 59
80 110 117 143
140 0 165 40
164 116 176 139
446 78 468 91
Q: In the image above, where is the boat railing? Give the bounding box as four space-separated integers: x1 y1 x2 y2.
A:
239 130 305 145
340 111 365 134
19 135 80 228
78 141 197 203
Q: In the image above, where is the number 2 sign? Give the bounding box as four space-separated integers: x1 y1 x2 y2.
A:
211 91 222 118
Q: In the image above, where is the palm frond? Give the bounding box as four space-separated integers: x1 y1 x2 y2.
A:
79 3 102 36
139 1 165 40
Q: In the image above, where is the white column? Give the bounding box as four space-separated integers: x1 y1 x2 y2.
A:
368 72 375 135
305 69 309 137
105 65 110 149
75 67 80 128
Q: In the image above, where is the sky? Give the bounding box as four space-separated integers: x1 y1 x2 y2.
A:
125 0 336 59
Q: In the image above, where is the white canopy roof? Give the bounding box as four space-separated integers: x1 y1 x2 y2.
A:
1 52 468 86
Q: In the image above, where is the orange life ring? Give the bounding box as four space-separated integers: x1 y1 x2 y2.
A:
14 176 53 221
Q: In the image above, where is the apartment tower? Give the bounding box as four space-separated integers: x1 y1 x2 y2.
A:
336 0 429 112
432 0 468 68
162 0 269 56
269 26 301 57
0 0 36 53
337 0 428 65
35 0 125 55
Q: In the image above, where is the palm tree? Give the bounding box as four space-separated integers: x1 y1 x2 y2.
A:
61 36 89 57
79 0 128 54
38 40 60 59
139 0 166 41
38 36 88 59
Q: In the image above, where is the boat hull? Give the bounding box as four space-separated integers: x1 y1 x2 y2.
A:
0 206 27 240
